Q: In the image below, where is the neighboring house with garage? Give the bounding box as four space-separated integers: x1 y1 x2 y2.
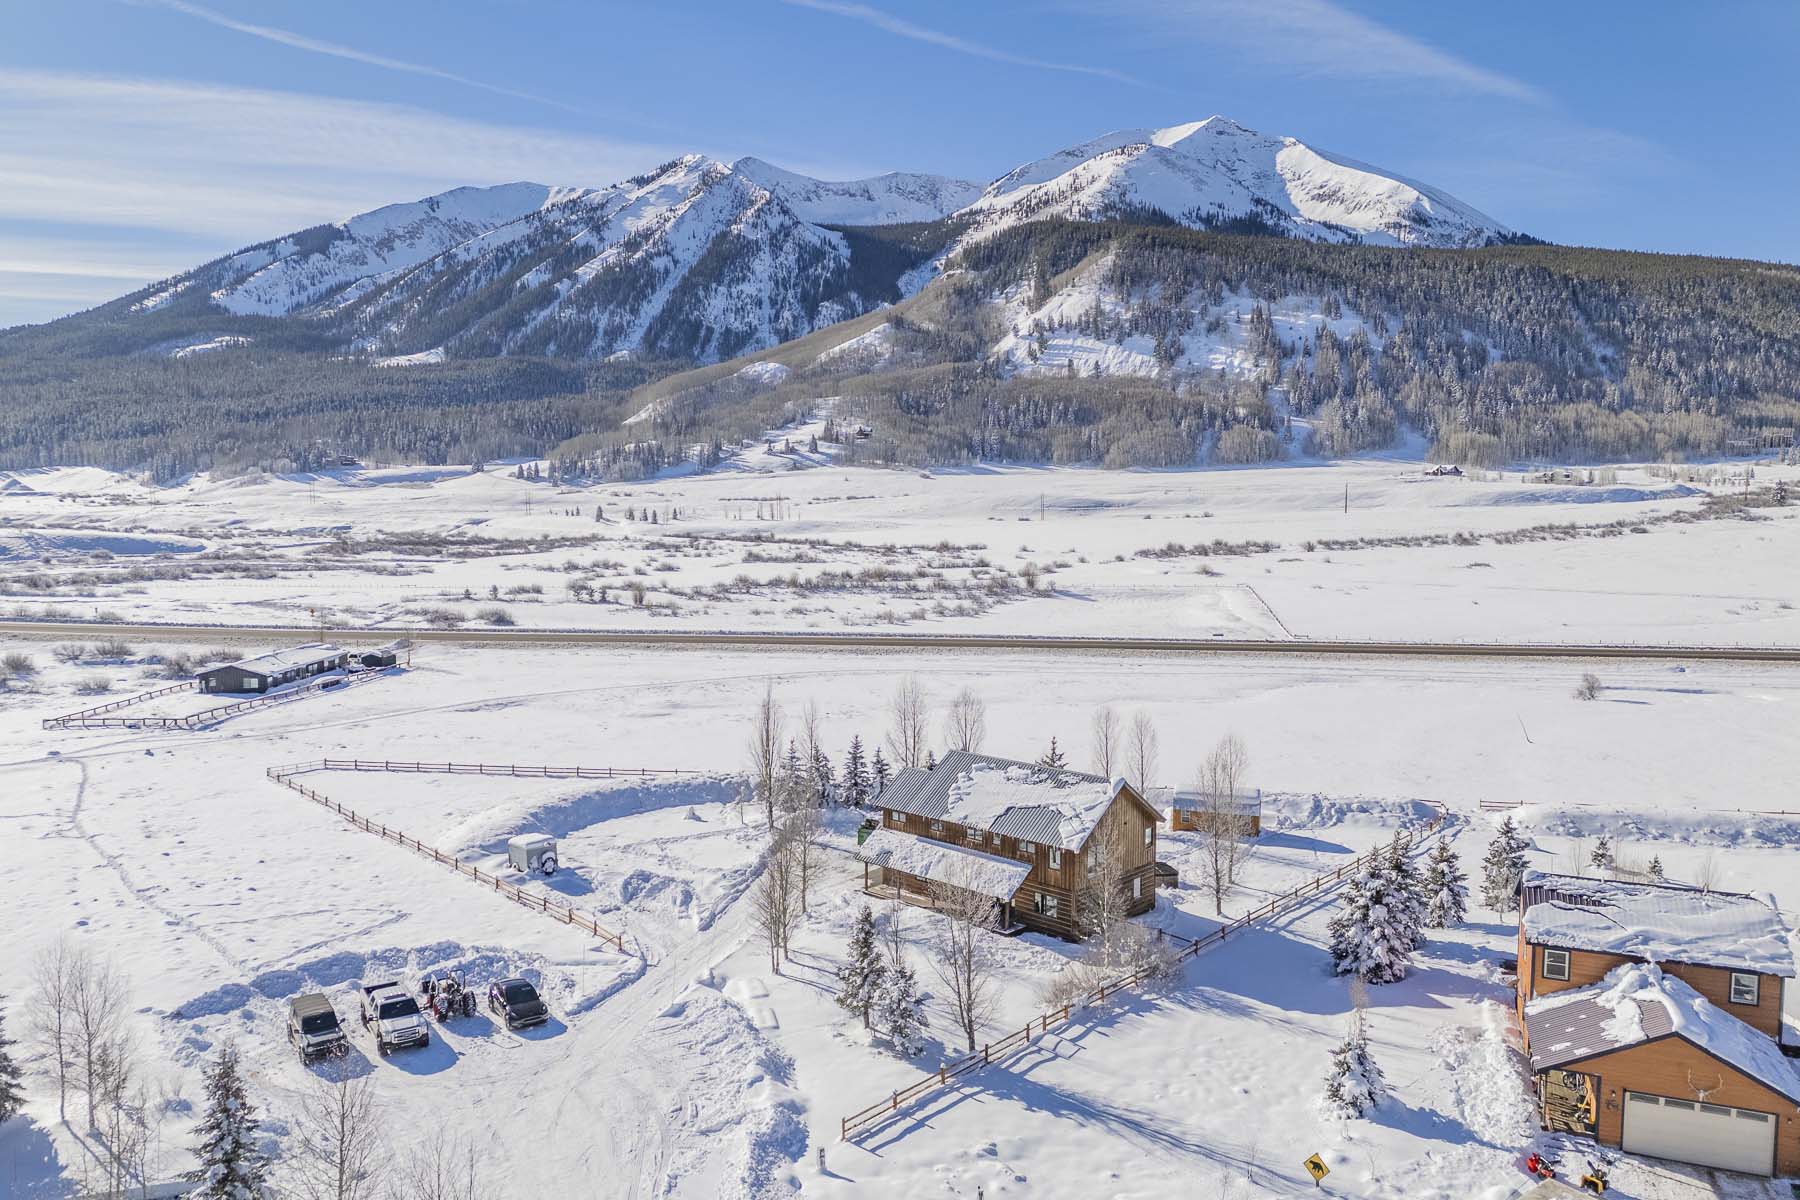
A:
857 751 1161 940
1516 870 1800 1177
196 644 350 694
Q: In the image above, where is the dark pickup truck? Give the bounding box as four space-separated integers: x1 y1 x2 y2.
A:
287 993 349 1063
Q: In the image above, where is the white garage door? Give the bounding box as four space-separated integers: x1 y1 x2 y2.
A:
1622 1091 1776 1176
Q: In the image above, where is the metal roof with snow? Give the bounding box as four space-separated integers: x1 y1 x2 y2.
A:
857 827 1032 902
1521 870 1794 977
1524 963 1800 1102
872 750 1146 849
209 643 346 677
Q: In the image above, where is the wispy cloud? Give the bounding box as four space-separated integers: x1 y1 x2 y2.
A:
124 0 586 112
780 0 1144 87
1074 0 1544 103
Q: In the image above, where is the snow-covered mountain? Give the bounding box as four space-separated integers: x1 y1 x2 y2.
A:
956 116 1513 248
78 118 1517 365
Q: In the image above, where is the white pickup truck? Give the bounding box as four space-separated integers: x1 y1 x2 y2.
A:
359 981 430 1056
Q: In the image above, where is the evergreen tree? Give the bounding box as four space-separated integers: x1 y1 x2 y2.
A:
811 747 836 806
1328 861 1414 984
923 749 937 772
870 748 891 796
1589 834 1613 872
1647 855 1665 880
834 906 887 1029
843 736 869 806
1422 839 1469 929
1038 737 1069 770
1321 1007 1386 1118
0 1001 23 1124
1481 816 1531 914
876 959 928 1057
1382 834 1426 949
187 1044 268 1199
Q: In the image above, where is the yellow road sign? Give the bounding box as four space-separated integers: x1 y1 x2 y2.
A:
1303 1154 1330 1185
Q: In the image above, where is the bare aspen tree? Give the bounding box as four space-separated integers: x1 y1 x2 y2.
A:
393 1131 484 1200
881 892 908 969
92 1031 146 1199
294 1062 384 1200
747 682 785 828
886 676 930 769
943 687 987 754
789 803 823 915
31 938 78 1117
1076 820 1133 965
751 830 801 972
1127 711 1159 792
926 869 1001 1052
1090 706 1120 778
68 947 130 1129
798 700 825 793
1196 733 1255 914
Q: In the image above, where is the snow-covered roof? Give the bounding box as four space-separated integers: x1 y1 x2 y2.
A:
203 643 345 677
1524 964 1800 1102
1521 871 1794 977
875 751 1145 849
857 827 1032 902
1146 786 1261 815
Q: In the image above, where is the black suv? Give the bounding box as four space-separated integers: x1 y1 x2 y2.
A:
487 977 549 1030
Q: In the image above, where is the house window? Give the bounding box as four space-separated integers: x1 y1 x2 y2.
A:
1542 948 1571 981
965 827 983 845
1019 841 1035 859
1048 849 1062 870
1729 972 1760 1006
988 832 999 846
1132 876 1142 900
1033 892 1058 918
1142 826 1152 848
928 819 944 835
887 810 901 824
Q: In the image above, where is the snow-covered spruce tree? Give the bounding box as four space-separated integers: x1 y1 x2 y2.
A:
1589 833 1612 872
877 959 928 1057
1321 1004 1386 1119
1422 839 1469 929
835 906 887 1029
1480 815 1530 914
187 1043 268 1199
1382 833 1426 949
1328 858 1414 984
842 736 869 807
870 748 891 797
1647 855 1665 880
0 1000 23 1124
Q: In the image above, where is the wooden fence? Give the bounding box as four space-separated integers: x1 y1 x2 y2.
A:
263 759 692 954
44 668 392 731
839 802 1448 1140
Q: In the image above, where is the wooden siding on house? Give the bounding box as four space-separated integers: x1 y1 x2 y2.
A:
1544 1036 1800 1176
1518 939 1787 1041
877 782 1160 940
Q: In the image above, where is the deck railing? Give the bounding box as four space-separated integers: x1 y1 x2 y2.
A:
838 802 1448 1140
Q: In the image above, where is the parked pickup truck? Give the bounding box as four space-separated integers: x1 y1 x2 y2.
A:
359 981 430 1055
287 993 349 1063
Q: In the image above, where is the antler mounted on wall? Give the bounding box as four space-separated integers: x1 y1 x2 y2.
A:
1686 1069 1726 1103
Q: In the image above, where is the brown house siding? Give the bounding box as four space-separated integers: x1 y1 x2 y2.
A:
1554 1037 1800 1177
1520 941 1786 1040
876 783 1160 940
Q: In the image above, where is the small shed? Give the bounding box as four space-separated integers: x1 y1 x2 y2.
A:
507 834 558 875
1162 788 1262 837
196 644 349 694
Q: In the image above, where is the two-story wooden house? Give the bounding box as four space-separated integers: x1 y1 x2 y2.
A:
856 751 1162 940
1516 871 1800 1178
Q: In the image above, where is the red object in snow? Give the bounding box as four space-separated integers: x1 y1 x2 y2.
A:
1525 1153 1555 1179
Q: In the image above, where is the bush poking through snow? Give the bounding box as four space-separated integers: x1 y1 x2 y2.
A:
74 675 113 696
52 643 86 665
1322 997 1386 1119
475 605 515 626
1422 839 1469 928
0 652 34 676
1574 673 1604 701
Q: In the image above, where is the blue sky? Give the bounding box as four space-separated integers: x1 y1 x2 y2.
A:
5 0 1798 328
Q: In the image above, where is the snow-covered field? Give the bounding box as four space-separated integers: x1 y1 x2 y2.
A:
2 451 1798 1198
1 452 1796 646
2 627 1798 1198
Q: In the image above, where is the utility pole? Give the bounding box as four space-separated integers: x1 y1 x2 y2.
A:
1343 482 1348 514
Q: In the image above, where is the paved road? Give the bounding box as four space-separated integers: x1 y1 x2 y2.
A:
4 619 1798 663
